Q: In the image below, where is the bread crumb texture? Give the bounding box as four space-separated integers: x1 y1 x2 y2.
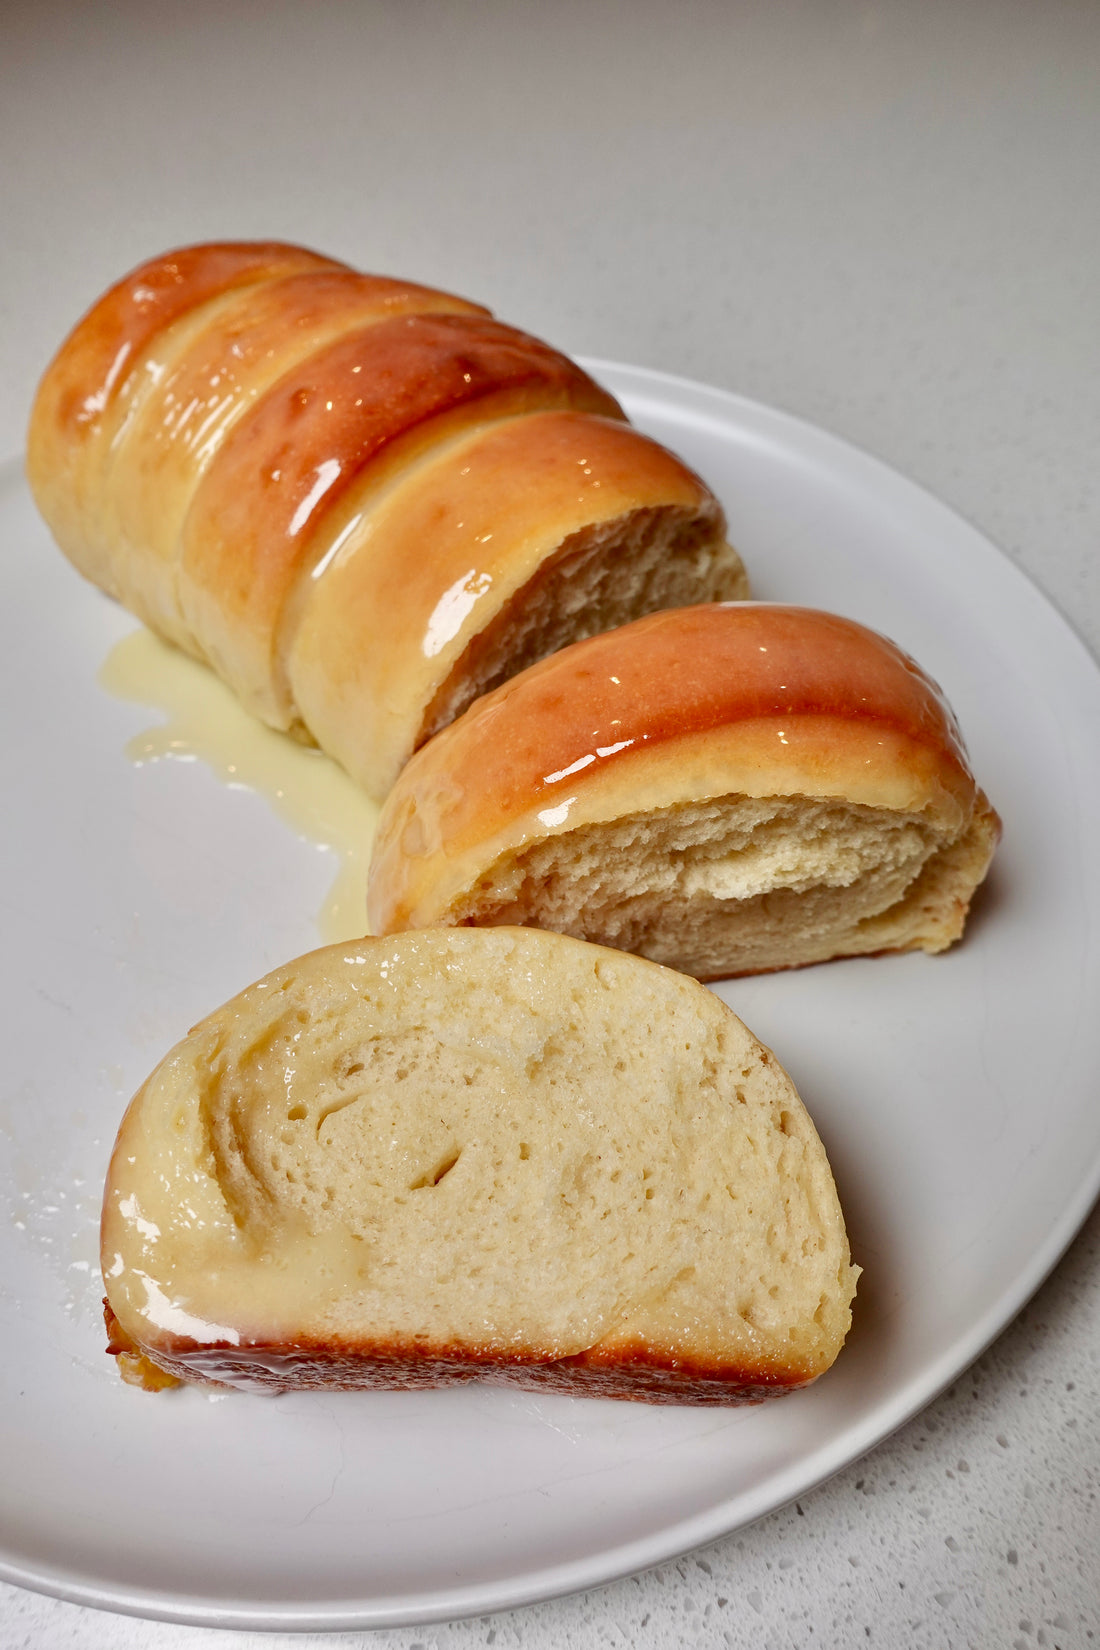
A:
448 793 1000 978
420 503 746 747
101 928 857 1401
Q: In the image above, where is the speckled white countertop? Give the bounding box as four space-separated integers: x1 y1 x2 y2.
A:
2 2 1097 1645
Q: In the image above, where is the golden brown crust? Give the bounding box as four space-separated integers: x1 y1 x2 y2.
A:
287 409 732 791
107 1326 817 1405
29 242 347 448
183 312 623 606
368 603 991 935
177 311 623 718
26 244 348 600
143 270 490 482
88 270 492 652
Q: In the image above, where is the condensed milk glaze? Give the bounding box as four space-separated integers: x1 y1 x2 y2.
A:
99 626 378 943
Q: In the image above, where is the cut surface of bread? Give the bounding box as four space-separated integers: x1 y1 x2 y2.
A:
367 605 1000 978
101 928 858 1403
28 242 747 798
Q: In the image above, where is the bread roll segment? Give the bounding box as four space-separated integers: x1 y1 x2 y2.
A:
287 408 744 796
366 604 1000 978
28 241 746 796
177 310 623 729
101 927 857 1403
88 270 492 656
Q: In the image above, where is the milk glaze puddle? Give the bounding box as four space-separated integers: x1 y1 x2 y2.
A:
98 627 380 944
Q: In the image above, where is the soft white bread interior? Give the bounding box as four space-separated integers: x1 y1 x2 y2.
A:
28 242 747 799
367 605 1000 978
101 927 858 1403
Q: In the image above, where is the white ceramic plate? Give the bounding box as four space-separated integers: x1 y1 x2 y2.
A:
2 363 1099 1630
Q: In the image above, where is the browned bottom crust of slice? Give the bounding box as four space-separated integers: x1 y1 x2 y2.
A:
103 1304 820 1405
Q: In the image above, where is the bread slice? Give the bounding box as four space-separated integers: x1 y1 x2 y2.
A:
284 408 745 798
101 927 858 1403
367 604 1000 978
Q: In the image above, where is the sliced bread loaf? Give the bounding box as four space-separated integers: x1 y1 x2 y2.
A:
28 242 747 800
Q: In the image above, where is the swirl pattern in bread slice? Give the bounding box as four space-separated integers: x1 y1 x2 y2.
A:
101 927 857 1402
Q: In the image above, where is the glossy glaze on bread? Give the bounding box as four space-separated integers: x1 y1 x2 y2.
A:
367 604 1000 976
29 241 747 795
100 928 858 1402
288 407 729 791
